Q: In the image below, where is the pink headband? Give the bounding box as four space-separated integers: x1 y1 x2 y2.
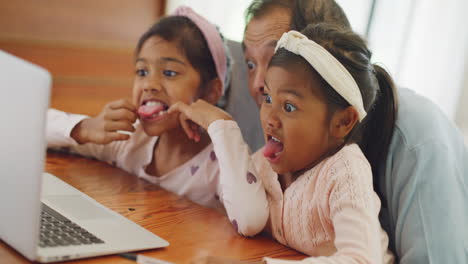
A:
172 6 228 93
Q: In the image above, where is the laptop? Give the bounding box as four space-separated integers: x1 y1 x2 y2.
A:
0 50 169 263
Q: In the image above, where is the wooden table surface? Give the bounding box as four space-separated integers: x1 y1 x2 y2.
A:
0 152 304 264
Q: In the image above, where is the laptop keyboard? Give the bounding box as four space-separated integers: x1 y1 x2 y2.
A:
39 203 104 248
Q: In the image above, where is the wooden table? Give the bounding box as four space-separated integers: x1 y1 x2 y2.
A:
0 152 304 264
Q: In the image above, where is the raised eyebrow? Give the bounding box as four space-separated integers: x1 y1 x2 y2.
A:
135 58 146 64
161 57 186 65
242 40 277 53
278 88 303 98
267 40 278 48
134 57 186 66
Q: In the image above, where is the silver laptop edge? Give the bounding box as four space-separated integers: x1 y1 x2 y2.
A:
0 50 168 263
0 50 50 261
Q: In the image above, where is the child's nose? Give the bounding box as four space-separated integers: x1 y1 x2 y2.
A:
142 77 162 93
266 110 281 129
143 86 160 93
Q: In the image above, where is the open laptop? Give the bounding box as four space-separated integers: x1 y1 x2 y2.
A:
0 50 169 263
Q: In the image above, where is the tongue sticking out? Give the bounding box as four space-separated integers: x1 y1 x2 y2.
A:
263 138 284 159
138 103 165 118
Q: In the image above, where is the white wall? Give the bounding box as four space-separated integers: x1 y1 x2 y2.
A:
335 0 372 36
166 0 252 42
455 53 468 144
369 0 468 119
367 0 415 76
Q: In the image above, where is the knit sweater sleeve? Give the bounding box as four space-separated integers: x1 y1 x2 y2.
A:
207 119 269 237
265 149 393 264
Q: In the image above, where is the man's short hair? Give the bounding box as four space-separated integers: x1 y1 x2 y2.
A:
245 0 295 25
244 0 351 31
291 0 351 31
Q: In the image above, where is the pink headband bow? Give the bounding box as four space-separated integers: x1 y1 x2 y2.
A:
172 6 228 93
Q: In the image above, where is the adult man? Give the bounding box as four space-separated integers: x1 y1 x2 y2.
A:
238 0 468 263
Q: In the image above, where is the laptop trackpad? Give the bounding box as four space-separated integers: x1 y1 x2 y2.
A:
44 195 116 220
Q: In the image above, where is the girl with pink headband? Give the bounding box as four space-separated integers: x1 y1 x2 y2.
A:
46 6 268 236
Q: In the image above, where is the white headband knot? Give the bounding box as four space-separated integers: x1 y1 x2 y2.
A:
276 31 367 121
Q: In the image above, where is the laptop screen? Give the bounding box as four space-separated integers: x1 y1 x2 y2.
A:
0 50 51 261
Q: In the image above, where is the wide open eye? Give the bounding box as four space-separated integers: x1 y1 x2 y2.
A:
246 60 256 71
163 70 178 77
136 69 149 77
284 103 297 113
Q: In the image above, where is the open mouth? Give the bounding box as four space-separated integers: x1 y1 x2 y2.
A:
263 135 284 163
137 99 170 121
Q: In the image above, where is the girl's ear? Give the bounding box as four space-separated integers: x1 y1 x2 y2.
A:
202 77 223 104
329 106 359 140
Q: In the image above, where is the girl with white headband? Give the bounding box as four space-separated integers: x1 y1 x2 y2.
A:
46 6 269 236
171 24 396 263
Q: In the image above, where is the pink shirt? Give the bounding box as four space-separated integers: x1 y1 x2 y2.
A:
208 120 394 264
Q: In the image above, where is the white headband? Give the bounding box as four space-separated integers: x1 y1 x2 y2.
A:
275 31 367 121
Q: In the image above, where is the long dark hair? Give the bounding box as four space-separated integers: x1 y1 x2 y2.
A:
269 24 398 198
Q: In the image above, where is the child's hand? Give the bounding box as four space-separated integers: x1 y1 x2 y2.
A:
190 256 262 264
168 99 232 142
71 99 137 144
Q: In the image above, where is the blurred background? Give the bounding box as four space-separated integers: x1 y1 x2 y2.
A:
0 0 164 116
1 0 467 143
